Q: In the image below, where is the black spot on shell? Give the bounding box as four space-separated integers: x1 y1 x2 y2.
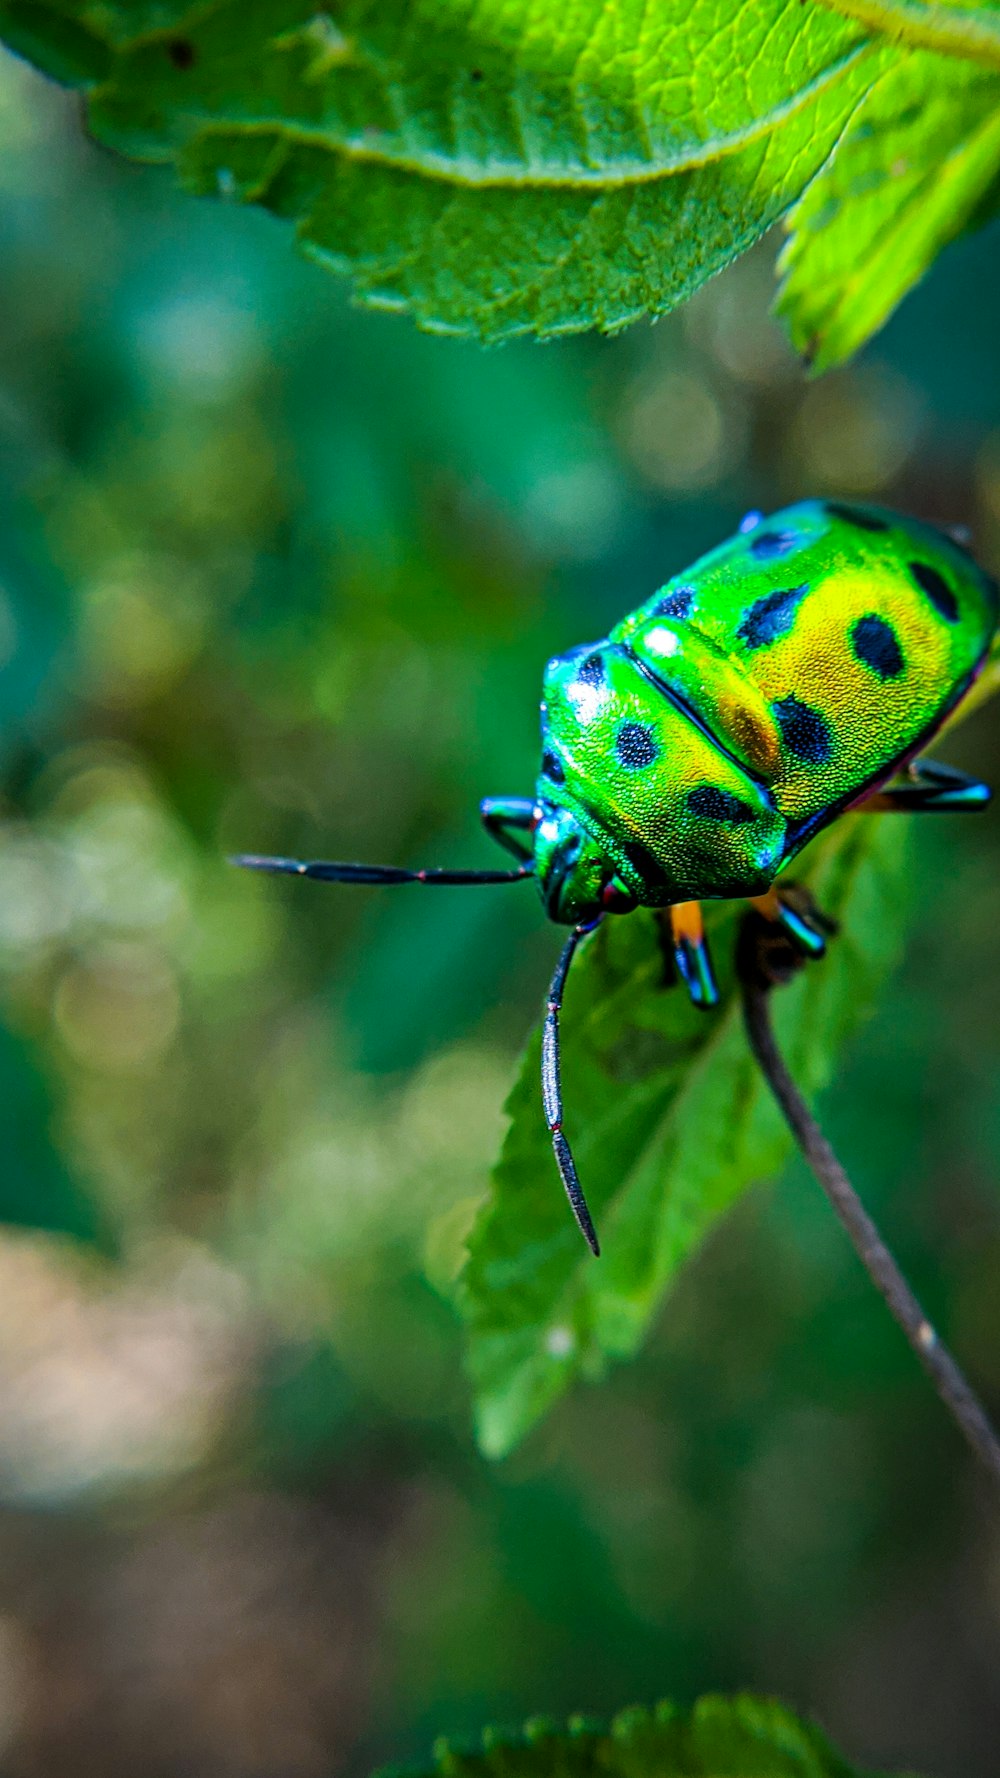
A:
737 582 808 649
576 652 606 687
774 695 832 764
910 559 959 622
687 786 756 823
852 614 904 679
168 37 196 67
826 502 889 532
750 529 798 560
620 837 658 880
541 751 565 785
653 586 694 619
616 722 658 770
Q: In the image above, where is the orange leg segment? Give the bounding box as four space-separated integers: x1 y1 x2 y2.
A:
668 900 719 1010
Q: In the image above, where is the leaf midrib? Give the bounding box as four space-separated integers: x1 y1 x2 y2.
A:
95 36 882 186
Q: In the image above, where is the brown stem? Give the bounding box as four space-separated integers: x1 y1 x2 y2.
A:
738 912 1000 1491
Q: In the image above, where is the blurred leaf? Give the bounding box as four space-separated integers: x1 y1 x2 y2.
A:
0 496 102 1248
777 51 1000 370
379 1692 914 1778
462 816 909 1458
0 1023 108 1245
0 0 883 340
0 492 73 755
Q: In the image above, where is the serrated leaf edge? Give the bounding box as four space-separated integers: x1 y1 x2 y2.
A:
374 1690 914 1778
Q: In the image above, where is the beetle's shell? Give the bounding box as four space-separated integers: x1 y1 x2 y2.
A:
538 500 997 905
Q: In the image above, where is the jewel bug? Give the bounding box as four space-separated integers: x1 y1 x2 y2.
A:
235 500 998 1256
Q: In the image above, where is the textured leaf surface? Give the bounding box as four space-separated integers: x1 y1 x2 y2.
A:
3 1 1000 350
380 1692 913 1778
777 50 1000 369
0 0 882 339
51 0 876 171
461 815 908 1458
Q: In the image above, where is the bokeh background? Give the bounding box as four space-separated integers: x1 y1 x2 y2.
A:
0 43 998 1778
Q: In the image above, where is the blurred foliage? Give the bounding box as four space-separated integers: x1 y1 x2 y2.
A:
379 1694 907 1778
0 1020 106 1243
0 32 994 1778
0 495 102 1243
0 2 999 359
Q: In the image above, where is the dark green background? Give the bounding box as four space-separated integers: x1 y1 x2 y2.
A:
0 43 996 1778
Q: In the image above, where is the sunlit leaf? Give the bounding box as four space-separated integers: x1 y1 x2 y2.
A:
777 51 1000 370
379 1692 915 1778
0 0 882 339
4 2 1000 353
462 815 909 1458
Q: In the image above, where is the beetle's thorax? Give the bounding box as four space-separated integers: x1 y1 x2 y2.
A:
534 637 785 921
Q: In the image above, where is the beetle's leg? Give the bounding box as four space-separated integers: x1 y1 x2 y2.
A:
669 901 720 1010
542 921 602 1256
751 885 836 960
480 796 537 862
859 758 991 814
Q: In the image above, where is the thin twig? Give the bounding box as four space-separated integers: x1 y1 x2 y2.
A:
738 914 1000 1491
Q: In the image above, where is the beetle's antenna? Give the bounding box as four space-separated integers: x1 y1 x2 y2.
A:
232 855 534 886
541 920 602 1258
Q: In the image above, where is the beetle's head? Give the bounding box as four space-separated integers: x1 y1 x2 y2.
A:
533 801 637 926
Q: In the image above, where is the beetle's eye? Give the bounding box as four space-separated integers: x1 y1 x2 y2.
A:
601 878 637 914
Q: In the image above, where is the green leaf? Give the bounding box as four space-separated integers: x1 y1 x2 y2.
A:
777 49 1000 369
0 0 883 339
5 2 1000 351
461 814 908 1458
379 1693 915 1778
822 0 1000 71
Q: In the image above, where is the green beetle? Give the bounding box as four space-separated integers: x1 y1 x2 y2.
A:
236 500 998 1256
